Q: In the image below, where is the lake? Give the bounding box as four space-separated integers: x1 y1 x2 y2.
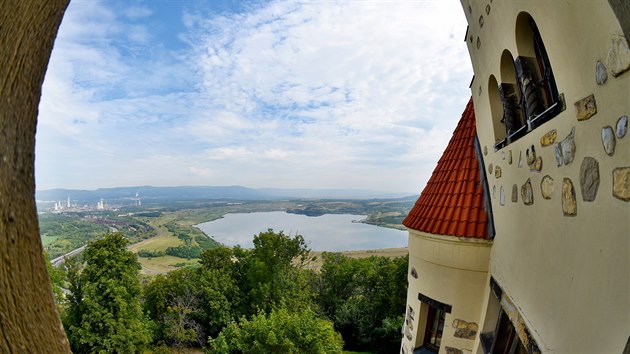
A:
196 211 407 251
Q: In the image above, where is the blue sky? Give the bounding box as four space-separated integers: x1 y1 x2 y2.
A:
36 0 473 193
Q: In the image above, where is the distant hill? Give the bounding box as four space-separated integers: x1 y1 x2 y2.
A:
36 186 414 204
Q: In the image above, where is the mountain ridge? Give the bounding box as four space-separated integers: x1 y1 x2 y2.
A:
36 185 415 203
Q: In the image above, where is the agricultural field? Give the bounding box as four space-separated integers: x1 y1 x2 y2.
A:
39 197 414 273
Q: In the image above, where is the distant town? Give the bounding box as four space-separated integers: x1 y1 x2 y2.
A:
41 193 142 213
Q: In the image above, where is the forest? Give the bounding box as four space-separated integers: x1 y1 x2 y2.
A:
49 231 408 353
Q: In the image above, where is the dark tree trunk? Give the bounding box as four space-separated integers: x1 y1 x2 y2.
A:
0 0 70 351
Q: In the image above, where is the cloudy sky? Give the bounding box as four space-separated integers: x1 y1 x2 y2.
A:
36 0 473 194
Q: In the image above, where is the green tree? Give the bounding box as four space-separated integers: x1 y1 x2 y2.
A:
198 246 235 273
239 229 313 314
43 251 65 306
207 306 343 354
63 233 152 353
317 253 408 353
143 258 239 347
143 269 202 347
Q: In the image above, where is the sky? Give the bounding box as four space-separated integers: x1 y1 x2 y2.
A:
36 0 473 194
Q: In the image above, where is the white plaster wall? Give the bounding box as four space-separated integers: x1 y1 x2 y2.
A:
401 230 492 354
461 1 630 352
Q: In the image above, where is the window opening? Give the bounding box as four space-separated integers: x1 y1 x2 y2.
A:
480 278 540 354
423 306 445 352
490 310 528 354
499 83 524 138
488 75 506 144
417 293 451 354
495 14 562 151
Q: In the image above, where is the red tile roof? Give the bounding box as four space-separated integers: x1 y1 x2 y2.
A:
403 98 489 239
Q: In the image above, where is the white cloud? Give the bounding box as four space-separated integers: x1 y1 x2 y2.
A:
36 0 473 193
124 6 153 20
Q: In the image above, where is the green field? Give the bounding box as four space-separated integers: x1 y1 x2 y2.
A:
41 235 58 246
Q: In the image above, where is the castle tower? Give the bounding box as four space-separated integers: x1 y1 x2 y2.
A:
402 1 629 353
401 98 493 354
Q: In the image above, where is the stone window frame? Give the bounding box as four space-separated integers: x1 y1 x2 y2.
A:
493 13 562 151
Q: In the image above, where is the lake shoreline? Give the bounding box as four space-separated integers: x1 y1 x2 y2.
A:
196 211 407 251
305 247 409 270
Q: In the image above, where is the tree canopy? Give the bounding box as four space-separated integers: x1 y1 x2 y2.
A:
50 229 408 353
207 307 343 354
63 233 152 353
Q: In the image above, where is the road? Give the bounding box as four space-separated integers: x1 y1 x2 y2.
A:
50 245 86 267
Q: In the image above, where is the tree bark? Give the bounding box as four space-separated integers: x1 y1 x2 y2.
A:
0 0 70 351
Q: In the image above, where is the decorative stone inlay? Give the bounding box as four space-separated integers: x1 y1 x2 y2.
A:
445 347 463 354
526 145 536 165
530 156 543 172
495 166 502 179
493 185 496 199
541 175 554 200
555 143 563 167
613 167 630 201
556 127 576 166
500 151 505 160
575 94 597 121
452 319 478 340
500 186 505 206
500 295 541 353
616 115 628 138
580 157 600 202
405 316 414 330
410 267 418 279
485 4 490 15
601 126 616 156
405 305 415 340
511 184 518 203
540 129 557 147
508 150 513 165
559 92 566 111
518 151 523 168
562 178 577 216
488 163 493 174
484 145 488 156
479 15 484 28
596 60 608 85
521 179 534 205
607 34 630 77
477 37 481 49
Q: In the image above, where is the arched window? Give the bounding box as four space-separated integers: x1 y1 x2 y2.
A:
493 13 561 150
514 12 561 130
499 50 526 145
488 75 505 145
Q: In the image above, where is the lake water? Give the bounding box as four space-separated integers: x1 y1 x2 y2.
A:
196 211 407 251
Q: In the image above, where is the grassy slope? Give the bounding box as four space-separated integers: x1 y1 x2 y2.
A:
129 210 221 274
